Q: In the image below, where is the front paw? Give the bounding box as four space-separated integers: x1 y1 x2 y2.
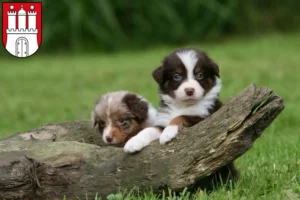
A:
124 137 146 153
159 125 178 145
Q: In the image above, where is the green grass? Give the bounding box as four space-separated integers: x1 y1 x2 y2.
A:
1 32 300 199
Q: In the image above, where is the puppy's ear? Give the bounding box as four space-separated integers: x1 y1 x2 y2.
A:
123 93 149 122
210 61 220 77
91 111 98 128
203 52 220 78
152 66 164 84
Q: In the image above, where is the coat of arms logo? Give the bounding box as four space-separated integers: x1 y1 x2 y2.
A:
2 2 42 58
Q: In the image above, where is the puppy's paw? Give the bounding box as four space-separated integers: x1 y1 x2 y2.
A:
124 137 146 153
159 125 178 145
124 127 161 153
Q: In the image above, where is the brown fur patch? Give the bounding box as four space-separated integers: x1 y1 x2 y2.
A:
169 116 186 126
194 66 201 74
181 115 204 126
169 115 204 127
175 68 183 74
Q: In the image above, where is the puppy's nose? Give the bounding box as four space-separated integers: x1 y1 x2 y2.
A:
185 88 195 96
106 136 113 143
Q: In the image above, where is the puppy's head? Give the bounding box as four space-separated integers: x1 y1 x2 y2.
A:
152 48 220 105
92 91 149 146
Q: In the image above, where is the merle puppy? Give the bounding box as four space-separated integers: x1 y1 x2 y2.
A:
92 91 156 146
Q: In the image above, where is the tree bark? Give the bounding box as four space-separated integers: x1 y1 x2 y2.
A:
0 84 284 200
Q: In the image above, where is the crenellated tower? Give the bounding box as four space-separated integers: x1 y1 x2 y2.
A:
7 5 16 30
28 5 37 30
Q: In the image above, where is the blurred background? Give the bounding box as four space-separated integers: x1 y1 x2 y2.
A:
1 0 300 54
0 0 300 198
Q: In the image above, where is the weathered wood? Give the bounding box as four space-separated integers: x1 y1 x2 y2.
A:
0 84 284 200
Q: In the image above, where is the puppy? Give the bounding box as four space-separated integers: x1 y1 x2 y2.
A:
124 48 238 187
91 91 156 146
124 48 222 152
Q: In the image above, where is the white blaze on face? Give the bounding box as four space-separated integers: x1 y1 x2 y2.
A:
102 121 113 143
102 96 114 143
175 50 204 102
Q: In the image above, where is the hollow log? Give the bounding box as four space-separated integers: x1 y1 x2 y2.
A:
0 84 284 200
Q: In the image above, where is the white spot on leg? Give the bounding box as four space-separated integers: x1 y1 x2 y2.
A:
124 127 161 153
159 125 179 145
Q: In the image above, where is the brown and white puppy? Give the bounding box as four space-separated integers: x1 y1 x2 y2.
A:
124 48 222 152
124 48 238 186
92 91 156 146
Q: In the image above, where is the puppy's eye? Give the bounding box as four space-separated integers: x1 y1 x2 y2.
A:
173 74 182 81
117 119 127 125
99 121 106 127
195 72 204 80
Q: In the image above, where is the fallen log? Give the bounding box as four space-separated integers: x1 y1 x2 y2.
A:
0 84 284 200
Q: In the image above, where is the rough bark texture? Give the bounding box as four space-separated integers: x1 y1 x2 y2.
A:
0 84 284 200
